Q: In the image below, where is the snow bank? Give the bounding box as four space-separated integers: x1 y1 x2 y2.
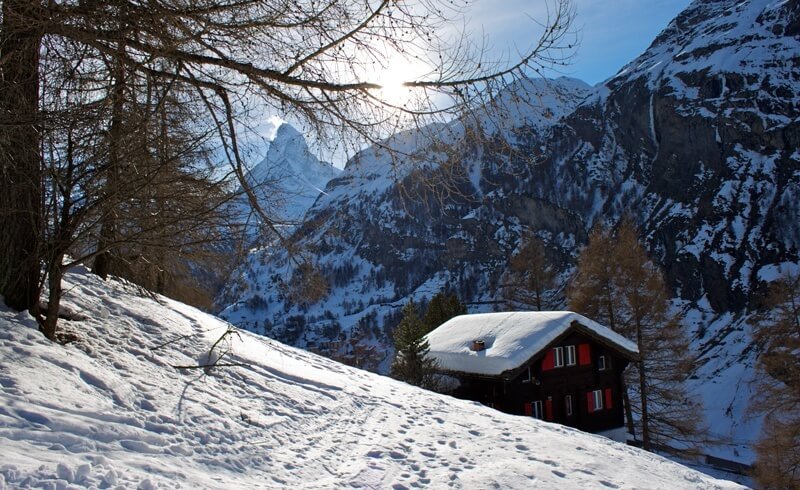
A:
426 311 639 376
0 270 739 489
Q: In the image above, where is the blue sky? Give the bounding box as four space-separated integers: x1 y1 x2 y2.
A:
257 0 695 162
470 0 692 85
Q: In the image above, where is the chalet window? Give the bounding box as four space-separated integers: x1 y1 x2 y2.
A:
553 347 564 368
532 400 544 419
592 389 604 411
598 355 607 371
522 366 532 383
565 395 573 416
565 345 576 366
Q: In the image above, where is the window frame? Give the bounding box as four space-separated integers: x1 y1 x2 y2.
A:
598 355 607 371
592 389 604 411
565 345 576 366
532 400 544 419
553 346 564 368
522 366 532 383
565 395 573 416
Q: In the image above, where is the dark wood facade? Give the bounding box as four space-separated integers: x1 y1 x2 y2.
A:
449 324 634 434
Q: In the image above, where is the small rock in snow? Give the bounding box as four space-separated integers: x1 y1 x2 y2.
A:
137 478 156 490
56 463 74 482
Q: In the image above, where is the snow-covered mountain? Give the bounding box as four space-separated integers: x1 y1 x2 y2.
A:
217 76 594 370
0 268 743 489
239 123 340 229
217 0 799 468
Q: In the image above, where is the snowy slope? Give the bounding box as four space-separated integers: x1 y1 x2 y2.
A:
0 270 743 489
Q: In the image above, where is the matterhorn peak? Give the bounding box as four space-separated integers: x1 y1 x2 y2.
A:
243 123 340 226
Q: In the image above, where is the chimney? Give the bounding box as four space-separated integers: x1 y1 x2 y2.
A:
471 340 486 352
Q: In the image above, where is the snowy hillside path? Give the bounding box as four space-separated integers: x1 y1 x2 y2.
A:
0 268 743 488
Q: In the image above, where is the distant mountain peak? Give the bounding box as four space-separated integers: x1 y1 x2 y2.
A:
243 123 340 226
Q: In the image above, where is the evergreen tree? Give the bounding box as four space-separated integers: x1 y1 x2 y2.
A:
503 233 556 311
422 292 467 332
568 220 701 451
390 301 440 390
751 272 800 489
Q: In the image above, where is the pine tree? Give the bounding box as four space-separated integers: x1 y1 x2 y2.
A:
390 301 440 390
751 272 800 489
422 292 467 332
568 220 701 451
567 226 618 328
503 233 556 311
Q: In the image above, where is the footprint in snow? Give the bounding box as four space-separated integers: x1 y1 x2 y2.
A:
552 470 566 478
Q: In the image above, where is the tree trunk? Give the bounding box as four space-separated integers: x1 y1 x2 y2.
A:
94 55 126 279
0 0 43 311
622 377 637 441
41 260 63 341
636 321 651 451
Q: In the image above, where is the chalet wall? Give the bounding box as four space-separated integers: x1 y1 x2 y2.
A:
452 331 630 434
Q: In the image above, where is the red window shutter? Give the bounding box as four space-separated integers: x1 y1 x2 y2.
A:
524 402 533 416
545 399 553 421
579 344 592 366
542 350 555 371
605 388 613 409
586 392 594 413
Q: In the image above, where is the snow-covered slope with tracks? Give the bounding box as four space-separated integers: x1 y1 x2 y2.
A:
0 269 743 489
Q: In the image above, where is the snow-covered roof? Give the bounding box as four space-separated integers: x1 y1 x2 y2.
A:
425 311 639 376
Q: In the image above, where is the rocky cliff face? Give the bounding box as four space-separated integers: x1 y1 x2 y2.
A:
218 0 799 464
543 0 800 312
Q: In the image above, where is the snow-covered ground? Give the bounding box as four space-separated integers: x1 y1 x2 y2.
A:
0 268 744 489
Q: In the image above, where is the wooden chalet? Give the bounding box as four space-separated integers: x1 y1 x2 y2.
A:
425 311 639 434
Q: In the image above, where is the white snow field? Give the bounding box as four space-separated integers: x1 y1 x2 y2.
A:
0 268 744 489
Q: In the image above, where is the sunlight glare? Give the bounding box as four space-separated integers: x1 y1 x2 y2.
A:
373 56 429 108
